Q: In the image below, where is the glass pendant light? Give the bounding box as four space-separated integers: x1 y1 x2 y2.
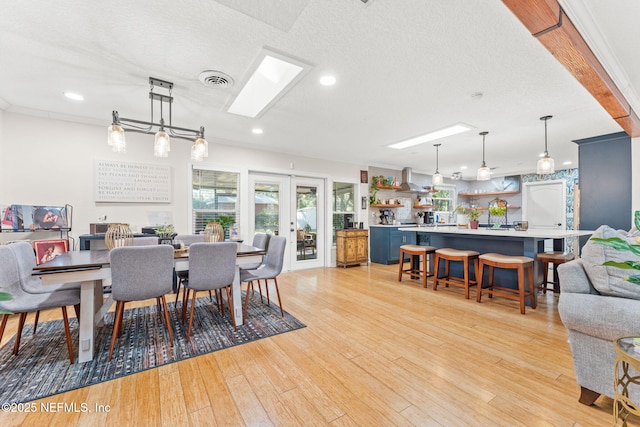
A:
107 123 126 153
154 120 171 157
432 143 443 186
191 135 209 161
477 131 491 181
537 115 555 174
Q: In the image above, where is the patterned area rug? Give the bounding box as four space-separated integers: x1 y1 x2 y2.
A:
0 292 305 405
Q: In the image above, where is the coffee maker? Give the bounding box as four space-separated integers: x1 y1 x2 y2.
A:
424 211 435 225
379 209 392 225
343 213 355 229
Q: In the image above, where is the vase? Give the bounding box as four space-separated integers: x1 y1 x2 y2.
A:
204 222 224 242
105 223 134 250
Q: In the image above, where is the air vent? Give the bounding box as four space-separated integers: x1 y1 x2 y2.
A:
198 70 234 88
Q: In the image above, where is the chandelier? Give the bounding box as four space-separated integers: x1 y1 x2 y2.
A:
107 77 208 161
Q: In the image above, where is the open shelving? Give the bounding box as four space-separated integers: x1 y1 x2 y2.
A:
458 190 520 197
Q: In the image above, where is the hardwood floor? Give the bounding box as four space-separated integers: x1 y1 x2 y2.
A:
0 263 636 426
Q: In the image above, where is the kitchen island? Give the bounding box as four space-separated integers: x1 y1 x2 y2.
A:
398 226 594 302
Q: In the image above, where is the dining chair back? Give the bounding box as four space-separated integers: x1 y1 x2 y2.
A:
174 234 204 247
9 242 79 293
240 235 287 319
0 245 80 363
182 242 238 340
253 233 270 250
107 245 175 360
133 236 159 246
239 233 271 272
173 234 205 303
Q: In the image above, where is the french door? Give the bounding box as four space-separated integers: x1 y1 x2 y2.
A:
248 173 325 271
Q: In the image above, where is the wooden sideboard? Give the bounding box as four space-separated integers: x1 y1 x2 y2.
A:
336 229 368 268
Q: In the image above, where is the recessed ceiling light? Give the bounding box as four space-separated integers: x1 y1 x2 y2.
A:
319 75 336 86
563 160 572 165
64 92 84 101
460 165 468 170
388 123 474 149
252 128 263 135
227 48 311 118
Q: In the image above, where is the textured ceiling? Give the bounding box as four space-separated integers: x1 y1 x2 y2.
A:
0 0 635 179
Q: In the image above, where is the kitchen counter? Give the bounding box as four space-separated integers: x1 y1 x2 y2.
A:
398 226 594 239
398 226 594 304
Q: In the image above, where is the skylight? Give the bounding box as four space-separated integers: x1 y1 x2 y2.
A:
227 49 311 118
388 123 474 149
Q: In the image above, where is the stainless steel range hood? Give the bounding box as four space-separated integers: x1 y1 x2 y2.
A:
399 167 430 193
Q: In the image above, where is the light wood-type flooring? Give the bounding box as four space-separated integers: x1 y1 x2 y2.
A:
0 263 637 426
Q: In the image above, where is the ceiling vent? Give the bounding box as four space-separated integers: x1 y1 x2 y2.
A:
199 70 234 88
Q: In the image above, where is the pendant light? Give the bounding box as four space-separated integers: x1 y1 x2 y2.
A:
477 131 491 181
153 118 171 158
537 115 555 174
432 143 443 186
108 77 208 160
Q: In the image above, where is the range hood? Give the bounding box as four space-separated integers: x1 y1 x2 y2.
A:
399 167 430 193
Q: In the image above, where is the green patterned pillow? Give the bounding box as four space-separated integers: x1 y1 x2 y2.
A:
582 225 640 299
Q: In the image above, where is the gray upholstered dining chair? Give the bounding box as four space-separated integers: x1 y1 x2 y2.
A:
133 236 160 246
239 233 270 272
108 245 175 361
173 234 205 303
174 234 205 247
0 245 80 364
8 241 80 336
240 235 286 320
181 242 237 340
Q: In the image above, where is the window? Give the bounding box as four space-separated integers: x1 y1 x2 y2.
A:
432 184 456 215
192 168 240 233
332 182 355 243
254 183 280 235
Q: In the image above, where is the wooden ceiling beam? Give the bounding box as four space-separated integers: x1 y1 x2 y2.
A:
502 0 640 137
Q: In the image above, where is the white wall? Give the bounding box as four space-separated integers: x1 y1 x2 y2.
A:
1 112 367 247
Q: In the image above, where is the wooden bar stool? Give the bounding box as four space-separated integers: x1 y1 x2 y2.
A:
536 251 576 294
476 253 536 314
398 245 436 288
433 248 480 299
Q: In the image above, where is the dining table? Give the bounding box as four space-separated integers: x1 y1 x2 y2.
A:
32 243 266 363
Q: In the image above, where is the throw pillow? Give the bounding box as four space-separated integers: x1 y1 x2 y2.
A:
582 225 640 299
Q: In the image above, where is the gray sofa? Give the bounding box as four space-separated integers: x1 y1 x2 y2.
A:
558 258 640 404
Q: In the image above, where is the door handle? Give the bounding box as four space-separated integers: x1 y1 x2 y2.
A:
290 228 295 232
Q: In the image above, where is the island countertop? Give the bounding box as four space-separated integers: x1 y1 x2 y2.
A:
397 226 594 239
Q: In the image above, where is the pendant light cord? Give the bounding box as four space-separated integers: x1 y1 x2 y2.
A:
540 115 552 156
480 131 488 167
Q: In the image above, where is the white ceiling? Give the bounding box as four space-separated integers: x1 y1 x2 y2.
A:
0 0 636 179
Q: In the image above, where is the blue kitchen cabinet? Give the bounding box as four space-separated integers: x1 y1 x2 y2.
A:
370 226 416 264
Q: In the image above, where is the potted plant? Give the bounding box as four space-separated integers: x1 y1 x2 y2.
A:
213 214 235 239
455 205 470 228
155 224 176 245
468 208 481 229
369 176 383 206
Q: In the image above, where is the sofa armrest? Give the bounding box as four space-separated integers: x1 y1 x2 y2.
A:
559 293 640 341
558 259 598 295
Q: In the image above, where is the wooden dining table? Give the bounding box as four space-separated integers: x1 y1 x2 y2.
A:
32 243 266 363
